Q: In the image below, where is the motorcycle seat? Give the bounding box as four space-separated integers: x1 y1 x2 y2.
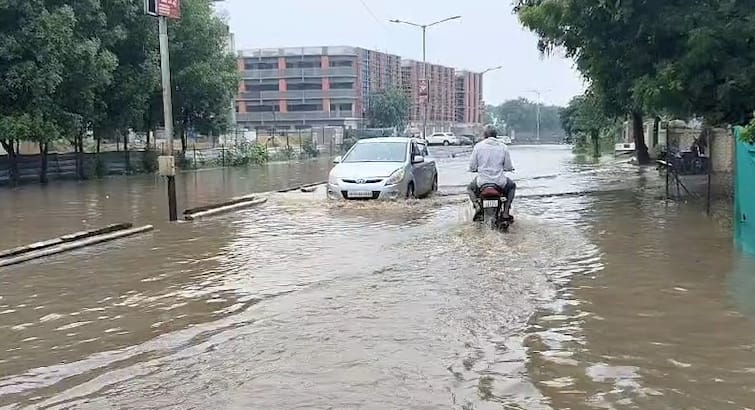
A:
479 184 504 198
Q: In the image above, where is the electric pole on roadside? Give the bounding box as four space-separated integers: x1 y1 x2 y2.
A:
146 0 181 221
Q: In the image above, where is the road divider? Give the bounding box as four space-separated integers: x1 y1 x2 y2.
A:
0 223 134 260
277 180 327 193
183 195 268 221
0 224 154 268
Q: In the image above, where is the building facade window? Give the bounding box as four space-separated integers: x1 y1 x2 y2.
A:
329 60 354 68
245 82 279 92
330 82 354 90
244 60 278 70
286 60 319 69
247 104 280 113
288 103 322 112
330 103 353 112
288 82 322 91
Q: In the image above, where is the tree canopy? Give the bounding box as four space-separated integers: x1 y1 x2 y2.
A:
561 91 616 156
515 0 755 160
366 87 411 130
0 0 239 185
486 98 562 138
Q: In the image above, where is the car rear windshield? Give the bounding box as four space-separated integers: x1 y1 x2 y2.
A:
343 142 407 163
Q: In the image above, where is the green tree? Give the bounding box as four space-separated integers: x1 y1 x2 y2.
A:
561 91 615 157
52 0 118 180
165 0 240 153
630 1 755 129
0 0 77 185
515 0 668 163
0 0 240 186
96 0 160 153
366 87 411 130
486 98 562 139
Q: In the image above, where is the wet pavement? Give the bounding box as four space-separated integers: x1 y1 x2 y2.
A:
0 145 753 409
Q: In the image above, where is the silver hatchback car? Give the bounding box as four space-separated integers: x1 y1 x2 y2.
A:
327 137 438 200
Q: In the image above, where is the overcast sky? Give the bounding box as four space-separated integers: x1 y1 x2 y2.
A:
214 0 585 107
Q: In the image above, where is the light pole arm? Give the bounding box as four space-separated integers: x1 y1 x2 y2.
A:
388 19 423 28
427 15 461 27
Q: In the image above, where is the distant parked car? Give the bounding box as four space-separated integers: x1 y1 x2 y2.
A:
496 135 513 144
459 135 475 145
327 137 438 200
426 132 460 146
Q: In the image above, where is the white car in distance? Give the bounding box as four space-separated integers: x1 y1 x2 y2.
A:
426 132 460 146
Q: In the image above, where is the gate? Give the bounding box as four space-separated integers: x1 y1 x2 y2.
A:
734 127 755 255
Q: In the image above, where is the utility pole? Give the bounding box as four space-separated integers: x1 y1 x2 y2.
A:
158 16 177 221
147 0 181 221
390 15 461 139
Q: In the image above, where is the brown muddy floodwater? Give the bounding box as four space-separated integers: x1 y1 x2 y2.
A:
1 146 754 410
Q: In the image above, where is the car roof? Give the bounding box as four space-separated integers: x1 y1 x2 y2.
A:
357 137 412 144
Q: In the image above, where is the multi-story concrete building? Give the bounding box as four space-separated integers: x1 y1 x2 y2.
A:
401 60 456 131
235 46 482 133
236 46 401 130
455 71 483 125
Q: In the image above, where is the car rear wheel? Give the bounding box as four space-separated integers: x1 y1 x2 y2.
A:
431 174 438 192
443 140 450 146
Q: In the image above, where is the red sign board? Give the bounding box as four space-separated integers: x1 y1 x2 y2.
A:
157 0 181 19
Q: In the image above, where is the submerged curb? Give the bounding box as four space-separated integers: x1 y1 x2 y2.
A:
0 223 134 260
183 194 258 215
0 225 154 268
277 180 327 193
184 197 268 221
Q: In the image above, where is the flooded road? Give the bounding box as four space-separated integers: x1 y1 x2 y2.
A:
1 146 753 409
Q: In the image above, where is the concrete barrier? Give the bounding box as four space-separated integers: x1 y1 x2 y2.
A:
277 180 327 193
183 194 258 215
0 225 154 268
184 197 268 221
0 223 133 259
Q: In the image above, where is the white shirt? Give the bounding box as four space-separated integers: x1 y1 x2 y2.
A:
468 138 514 187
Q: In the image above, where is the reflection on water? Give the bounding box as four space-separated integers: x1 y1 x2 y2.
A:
0 146 751 409
0 158 334 250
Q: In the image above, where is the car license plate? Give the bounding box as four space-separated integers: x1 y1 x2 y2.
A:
348 190 372 198
482 199 499 208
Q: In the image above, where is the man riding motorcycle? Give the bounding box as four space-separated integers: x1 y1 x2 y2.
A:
467 124 516 221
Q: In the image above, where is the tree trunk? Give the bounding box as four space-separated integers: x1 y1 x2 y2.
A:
631 111 650 164
124 131 131 173
180 128 187 154
591 129 600 158
146 129 151 150
96 135 101 154
39 141 49 184
76 133 86 180
1 139 20 186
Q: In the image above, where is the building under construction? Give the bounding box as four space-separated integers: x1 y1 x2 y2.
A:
455 71 483 125
401 60 457 132
235 46 481 134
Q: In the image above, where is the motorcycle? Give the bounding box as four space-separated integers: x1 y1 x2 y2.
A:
477 183 512 232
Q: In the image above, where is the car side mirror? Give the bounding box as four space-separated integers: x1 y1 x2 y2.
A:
412 155 424 164
333 155 342 164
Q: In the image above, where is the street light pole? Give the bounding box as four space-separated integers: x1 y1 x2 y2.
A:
527 89 550 143
390 15 461 139
479 66 502 124
158 15 178 221
422 26 427 139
